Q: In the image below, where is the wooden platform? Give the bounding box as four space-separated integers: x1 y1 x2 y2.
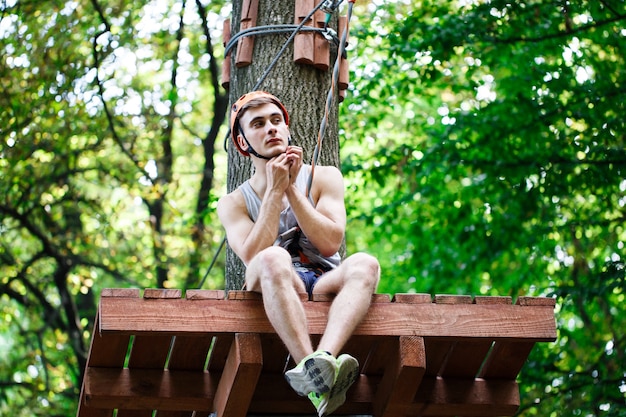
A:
77 289 556 417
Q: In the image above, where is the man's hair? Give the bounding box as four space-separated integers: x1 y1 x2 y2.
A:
235 96 281 129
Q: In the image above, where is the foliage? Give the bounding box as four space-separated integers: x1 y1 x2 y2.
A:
1 0 625 416
342 0 626 415
1 0 228 414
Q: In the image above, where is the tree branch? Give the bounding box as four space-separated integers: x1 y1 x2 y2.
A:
494 12 626 44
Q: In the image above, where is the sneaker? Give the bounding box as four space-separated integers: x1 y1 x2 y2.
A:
322 354 359 416
285 351 338 396
308 391 328 416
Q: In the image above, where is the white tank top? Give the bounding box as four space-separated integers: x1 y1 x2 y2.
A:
238 164 340 270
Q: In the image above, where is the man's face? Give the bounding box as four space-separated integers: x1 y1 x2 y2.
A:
237 103 290 158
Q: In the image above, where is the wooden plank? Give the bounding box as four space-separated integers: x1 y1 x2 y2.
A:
312 293 390 303
213 333 263 417
208 334 234 372
392 293 432 304
185 290 225 300
474 296 512 305
248 373 376 415
260 334 290 373
144 288 182 299
516 296 555 306
83 368 215 411
78 292 137 417
434 294 473 304
86 315 130 368
227 290 263 300
160 334 215 417
101 288 141 298
98 297 557 340
121 333 174 417
438 340 494 378
121 286 180 417
127 334 173 368
423 339 453 377
345 335 383 375
155 409 194 417
372 336 426 417
478 340 536 379
167 334 213 370
313 9 329 71
411 376 520 416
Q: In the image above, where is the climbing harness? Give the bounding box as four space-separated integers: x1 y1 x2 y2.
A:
201 0 356 288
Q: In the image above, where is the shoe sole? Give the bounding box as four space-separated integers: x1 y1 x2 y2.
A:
285 353 337 396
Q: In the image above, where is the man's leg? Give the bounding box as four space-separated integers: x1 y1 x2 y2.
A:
245 247 337 396
308 252 380 416
245 246 312 362
313 252 381 355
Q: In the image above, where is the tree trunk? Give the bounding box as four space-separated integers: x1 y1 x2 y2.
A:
225 0 341 291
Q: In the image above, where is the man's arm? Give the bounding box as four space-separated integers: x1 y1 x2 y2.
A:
285 165 346 257
217 189 283 265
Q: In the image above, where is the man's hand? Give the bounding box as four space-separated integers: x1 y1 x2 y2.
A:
265 152 293 196
285 146 303 184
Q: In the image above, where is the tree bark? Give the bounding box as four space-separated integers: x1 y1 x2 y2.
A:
225 0 341 291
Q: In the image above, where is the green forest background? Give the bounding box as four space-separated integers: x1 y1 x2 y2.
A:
1 0 625 416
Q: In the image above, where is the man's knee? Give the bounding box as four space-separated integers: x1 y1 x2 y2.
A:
248 246 293 283
345 252 380 289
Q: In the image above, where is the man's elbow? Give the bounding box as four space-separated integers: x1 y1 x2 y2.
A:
318 231 344 257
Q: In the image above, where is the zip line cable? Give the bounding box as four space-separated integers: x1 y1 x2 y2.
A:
199 0 354 288
197 236 226 289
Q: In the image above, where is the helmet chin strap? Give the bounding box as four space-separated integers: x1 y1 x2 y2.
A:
238 123 292 160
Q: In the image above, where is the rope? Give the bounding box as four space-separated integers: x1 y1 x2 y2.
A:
306 0 354 197
224 25 338 59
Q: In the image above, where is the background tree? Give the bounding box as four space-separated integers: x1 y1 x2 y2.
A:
224 0 342 289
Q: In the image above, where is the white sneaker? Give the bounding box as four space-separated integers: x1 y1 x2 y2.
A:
285 351 338 396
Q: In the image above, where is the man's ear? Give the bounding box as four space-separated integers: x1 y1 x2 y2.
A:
236 134 249 152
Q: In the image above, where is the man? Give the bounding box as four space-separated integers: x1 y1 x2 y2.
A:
217 91 380 416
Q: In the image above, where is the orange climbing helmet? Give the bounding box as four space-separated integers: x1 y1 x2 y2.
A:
229 91 290 157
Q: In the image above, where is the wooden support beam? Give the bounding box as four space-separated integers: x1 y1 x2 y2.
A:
213 333 263 417
98 297 557 341
84 368 215 411
78 291 556 417
77 290 138 417
372 336 426 417
412 377 520 416
118 290 181 417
